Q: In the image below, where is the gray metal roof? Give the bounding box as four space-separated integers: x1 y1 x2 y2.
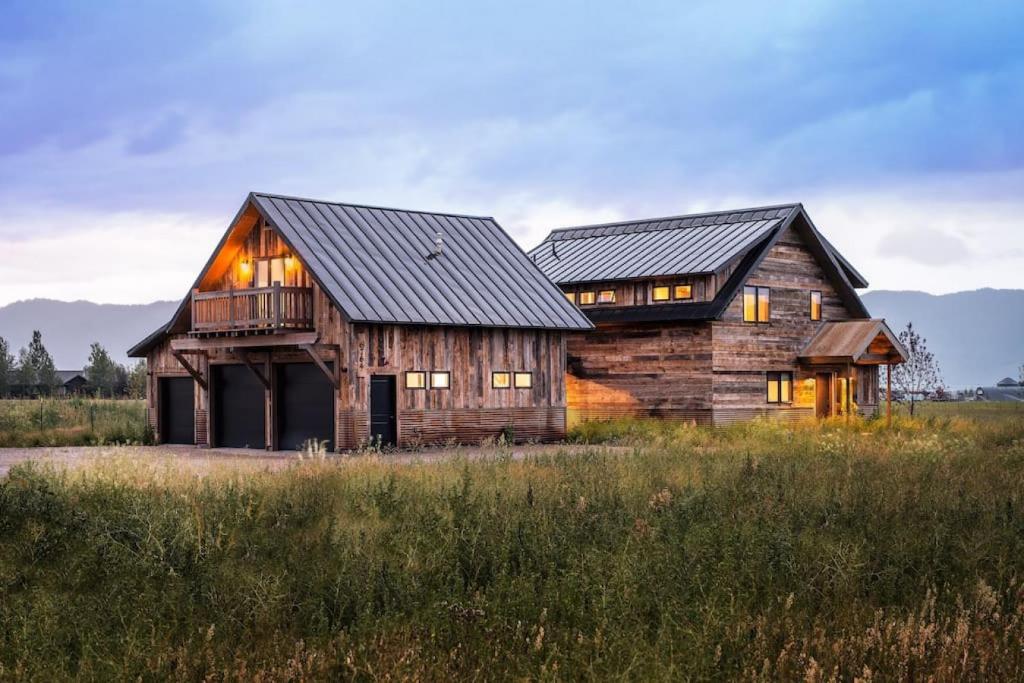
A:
251 193 591 329
529 205 799 284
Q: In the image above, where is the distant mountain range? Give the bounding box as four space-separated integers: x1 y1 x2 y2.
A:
862 289 1023 389
0 299 178 369
0 290 1020 386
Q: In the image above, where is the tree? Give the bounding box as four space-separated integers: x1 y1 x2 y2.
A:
113 364 129 397
0 336 13 398
127 360 147 399
891 322 943 416
1019 364 1023 387
85 343 118 397
14 347 35 396
27 330 59 395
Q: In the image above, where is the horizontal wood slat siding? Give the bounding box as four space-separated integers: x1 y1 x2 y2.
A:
399 407 565 446
568 406 712 428
713 407 814 425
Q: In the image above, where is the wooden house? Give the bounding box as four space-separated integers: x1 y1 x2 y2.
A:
129 193 591 450
529 204 907 426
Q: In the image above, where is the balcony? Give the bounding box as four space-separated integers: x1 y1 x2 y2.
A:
191 285 314 334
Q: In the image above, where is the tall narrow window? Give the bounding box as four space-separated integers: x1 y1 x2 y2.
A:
598 290 616 304
744 286 771 323
673 284 693 300
652 286 670 302
578 291 596 305
810 290 822 321
492 372 511 389
767 371 793 404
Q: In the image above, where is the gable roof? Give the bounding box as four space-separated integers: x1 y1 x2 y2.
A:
529 203 870 323
530 204 798 284
130 193 591 356
997 377 1020 387
799 319 908 365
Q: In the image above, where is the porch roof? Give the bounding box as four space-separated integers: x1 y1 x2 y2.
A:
799 319 907 366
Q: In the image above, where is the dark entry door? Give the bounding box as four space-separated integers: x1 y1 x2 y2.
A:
277 362 334 451
213 364 265 448
369 375 397 447
815 373 832 418
159 377 194 444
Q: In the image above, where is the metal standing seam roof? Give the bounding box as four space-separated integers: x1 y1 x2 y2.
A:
251 193 591 330
529 205 799 284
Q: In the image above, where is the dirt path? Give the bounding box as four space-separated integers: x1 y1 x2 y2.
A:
0 442 615 477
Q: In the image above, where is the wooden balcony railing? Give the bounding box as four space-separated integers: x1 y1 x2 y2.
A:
191 285 314 334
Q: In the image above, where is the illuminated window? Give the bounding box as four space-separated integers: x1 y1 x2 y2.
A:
429 371 450 389
565 291 576 304
743 286 771 323
492 372 511 389
652 286 670 302
514 372 532 389
767 371 793 404
810 290 822 321
674 284 693 300
579 291 596 305
597 290 616 304
405 371 426 389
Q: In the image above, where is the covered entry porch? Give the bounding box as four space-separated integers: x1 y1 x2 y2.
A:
799 319 908 423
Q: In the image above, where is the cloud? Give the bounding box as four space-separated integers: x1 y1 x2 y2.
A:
876 227 972 266
126 112 189 155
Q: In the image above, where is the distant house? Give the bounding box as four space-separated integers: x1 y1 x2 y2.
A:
529 204 908 425
976 380 1024 402
996 377 1020 387
5 370 92 397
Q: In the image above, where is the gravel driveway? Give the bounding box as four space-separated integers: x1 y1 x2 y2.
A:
0 442 611 478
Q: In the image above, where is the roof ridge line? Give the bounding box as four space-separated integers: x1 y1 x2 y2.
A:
546 203 802 236
251 191 495 221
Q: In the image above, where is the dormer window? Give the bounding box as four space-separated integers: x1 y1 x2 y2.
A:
597 290 616 304
652 286 670 302
673 284 692 300
579 291 596 305
565 291 576 304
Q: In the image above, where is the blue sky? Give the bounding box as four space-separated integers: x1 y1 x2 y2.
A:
1 0 1022 304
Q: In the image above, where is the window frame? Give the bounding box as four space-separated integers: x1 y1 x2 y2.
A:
652 285 670 302
673 284 693 300
513 372 533 389
766 371 793 404
810 290 822 321
597 289 616 304
578 291 596 306
429 371 450 390
491 371 511 389
743 285 771 323
405 370 427 390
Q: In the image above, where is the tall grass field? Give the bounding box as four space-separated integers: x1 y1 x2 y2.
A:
1 406 1023 679
0 398 149 447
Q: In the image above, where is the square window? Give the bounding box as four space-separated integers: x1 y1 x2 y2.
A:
597 290 616 304
514 372 532 389
565 291 576 304
674 284 692 300
492 372 511 389
810 290 822 321
405 371 426 389
429 371 450 389
652 286 670 302
578 291 596 305
766 371 793 404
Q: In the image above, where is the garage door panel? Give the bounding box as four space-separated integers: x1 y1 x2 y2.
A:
277 363 334 451
160 377 194 445
213 364 266 449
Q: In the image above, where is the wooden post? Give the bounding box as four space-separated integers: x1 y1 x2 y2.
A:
845 363 852 423
886 362 892 428
228 282 235 330
273 281 282 328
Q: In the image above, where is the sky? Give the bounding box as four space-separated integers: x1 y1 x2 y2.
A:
1 0 1022 306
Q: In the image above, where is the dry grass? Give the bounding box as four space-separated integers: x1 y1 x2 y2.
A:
1 405 1023 680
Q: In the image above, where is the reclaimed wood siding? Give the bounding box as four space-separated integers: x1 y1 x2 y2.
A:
711 225 855 422
565 321 714 426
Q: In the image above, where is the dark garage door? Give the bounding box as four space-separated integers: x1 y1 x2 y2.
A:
213 364 265 449
277 362 335 451
159 377 194 444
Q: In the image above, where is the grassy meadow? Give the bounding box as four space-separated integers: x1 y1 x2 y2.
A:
1 406 1024 680
0 398 150 447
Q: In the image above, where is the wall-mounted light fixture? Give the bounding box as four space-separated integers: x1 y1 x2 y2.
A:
284 254 295 270
240 258 251 275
